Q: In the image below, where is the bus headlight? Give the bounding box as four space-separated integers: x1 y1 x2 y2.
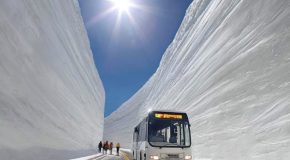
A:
150 155 159 160
185 155 192 160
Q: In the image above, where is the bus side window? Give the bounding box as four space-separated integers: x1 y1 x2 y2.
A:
139 120 145 142
133 128 136 142
134 127 139 143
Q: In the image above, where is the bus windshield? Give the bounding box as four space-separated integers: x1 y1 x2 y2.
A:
148 113 191 147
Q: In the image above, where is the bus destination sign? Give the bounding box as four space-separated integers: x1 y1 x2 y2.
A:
155 113 183 119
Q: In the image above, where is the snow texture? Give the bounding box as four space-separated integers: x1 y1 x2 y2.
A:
104 0 290 159
0 0 104 160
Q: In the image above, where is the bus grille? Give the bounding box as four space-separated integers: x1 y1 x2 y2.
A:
161 154 182 160
168 154 179 158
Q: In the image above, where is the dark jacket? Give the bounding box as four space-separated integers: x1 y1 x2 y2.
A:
98 142 102 149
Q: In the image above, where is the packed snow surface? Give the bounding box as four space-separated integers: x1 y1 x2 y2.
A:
104 0 290 159
0 0 104 159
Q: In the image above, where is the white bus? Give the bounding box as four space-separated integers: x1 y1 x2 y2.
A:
133 111 192 160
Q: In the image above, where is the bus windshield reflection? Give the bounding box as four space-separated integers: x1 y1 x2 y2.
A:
148 118 191 147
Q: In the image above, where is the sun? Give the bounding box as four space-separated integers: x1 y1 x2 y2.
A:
110 0 132 12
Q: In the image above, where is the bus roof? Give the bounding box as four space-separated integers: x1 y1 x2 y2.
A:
148 110 187 115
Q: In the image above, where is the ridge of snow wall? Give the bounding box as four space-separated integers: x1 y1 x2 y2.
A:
104 0 290 159
0 1 104 159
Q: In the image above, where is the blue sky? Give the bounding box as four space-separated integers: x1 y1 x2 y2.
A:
78 0 192 117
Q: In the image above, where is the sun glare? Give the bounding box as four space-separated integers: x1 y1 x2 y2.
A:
99 0 145 41
111 0 132 12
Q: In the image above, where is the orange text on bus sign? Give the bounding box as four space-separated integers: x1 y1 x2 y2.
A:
155 113 183 119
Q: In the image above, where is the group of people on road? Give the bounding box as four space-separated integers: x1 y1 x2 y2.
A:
98 141 121 156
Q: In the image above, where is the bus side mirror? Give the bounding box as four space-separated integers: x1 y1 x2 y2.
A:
134 128 139 132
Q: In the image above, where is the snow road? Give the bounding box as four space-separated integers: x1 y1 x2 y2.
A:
72 149 132 160
93 154 123 160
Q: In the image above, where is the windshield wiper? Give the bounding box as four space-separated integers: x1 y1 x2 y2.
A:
159 143 184 148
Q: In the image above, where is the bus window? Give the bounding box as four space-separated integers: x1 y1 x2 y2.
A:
133 128 138 142
134 127 139 143
184 122 190 146
148 117 191 147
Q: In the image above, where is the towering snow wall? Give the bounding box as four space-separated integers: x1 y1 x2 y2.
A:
0 1 104 160
104 0 290 159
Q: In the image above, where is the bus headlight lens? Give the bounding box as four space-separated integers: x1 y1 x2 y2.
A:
185 155 192 160
150 155 159 159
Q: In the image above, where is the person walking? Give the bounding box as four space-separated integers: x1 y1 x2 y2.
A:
109 142 113 155
116 142 120 156
102 141 106 154
98 141 102 153
104 141 109 154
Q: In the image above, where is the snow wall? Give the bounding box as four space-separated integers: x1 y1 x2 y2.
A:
104 0 290 159
0 1 104 160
